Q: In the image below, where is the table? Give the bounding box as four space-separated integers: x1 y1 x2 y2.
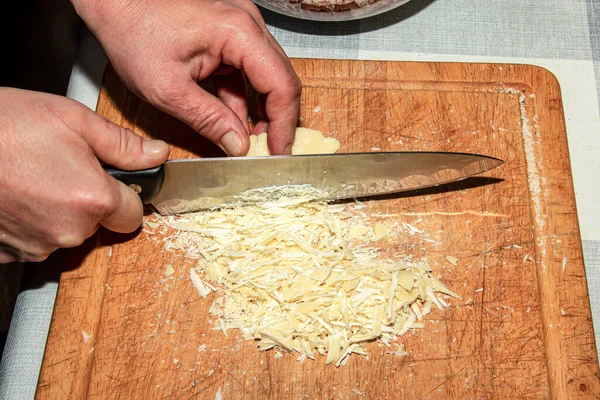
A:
1 0 599 398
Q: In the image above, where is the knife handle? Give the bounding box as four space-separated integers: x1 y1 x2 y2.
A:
103 165 165 204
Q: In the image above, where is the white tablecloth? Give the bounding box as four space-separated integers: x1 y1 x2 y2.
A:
1 0 599 397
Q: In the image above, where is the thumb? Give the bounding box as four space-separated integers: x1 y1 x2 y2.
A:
79 110 170 170
156 80 250 156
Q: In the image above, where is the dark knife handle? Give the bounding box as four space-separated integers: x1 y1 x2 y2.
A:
103 165 165 204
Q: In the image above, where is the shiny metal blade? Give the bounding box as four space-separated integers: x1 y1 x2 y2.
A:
151 152 503 214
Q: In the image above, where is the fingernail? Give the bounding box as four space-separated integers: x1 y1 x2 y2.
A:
285 144 293 155
221 132 243 156
143 139 168 155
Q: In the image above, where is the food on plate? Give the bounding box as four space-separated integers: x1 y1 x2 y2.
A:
289 0 374 12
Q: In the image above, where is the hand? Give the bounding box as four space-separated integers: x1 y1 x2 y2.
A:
0 88 169 263
71 0 302 156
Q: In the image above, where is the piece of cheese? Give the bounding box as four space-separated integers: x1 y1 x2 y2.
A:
247 133 271 156
247 127 340 156
373 223 392 241
291 127 341 155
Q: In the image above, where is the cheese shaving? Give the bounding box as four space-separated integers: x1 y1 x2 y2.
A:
349 226 370 239
82 330 92 344
445 256 458 266
190 268 212 298
163 191 457 366
373 223 392 241
387 343 409 357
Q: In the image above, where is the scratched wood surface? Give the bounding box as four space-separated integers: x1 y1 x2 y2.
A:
37 60 600 399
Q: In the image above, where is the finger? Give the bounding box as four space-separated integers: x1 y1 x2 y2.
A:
154 79 250 156
266 88 299 154
267 33 291 61
244 53 300 154
99 177 144 233
252 121 269 136
222 32 301 155
78 109 170 170
212 70 250 134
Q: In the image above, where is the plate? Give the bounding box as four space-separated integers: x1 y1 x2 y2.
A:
254 0 412 21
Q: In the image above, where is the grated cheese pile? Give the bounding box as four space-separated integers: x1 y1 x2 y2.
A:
163 193 458 366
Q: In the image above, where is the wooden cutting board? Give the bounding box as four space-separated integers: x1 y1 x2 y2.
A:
36 59 600 399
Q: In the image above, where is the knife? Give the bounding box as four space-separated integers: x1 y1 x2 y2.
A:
104 152 503 215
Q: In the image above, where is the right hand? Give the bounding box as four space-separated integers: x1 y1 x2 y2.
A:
0 88 170 263
70 0 302 156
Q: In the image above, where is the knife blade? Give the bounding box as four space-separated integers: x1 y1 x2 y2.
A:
104 152 503 215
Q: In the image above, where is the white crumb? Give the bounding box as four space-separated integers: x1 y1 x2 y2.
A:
82 330 92 344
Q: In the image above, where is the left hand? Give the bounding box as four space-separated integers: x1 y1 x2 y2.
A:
71 0 302 156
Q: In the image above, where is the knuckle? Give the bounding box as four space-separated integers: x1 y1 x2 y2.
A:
19 244 56 263
225 9 263 38
64 102 88 124
38 97 86 128
112 125 139 156
89 190 119 220
288 75 303 97
229 8 254 24
52 232 86 249
189 104 228 136
145 79 230 137
46 195 113 249
45 224 86 249
147 87 171 109
71 186 119 224
144 76 182 108
243 1 262 17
